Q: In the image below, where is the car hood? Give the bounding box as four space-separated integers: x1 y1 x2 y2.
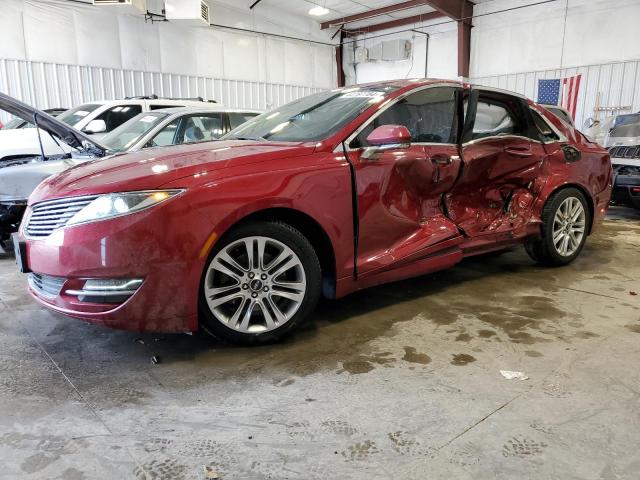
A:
604 136 640 148
0 92 107 156
30 140 317 204
0 158 77 202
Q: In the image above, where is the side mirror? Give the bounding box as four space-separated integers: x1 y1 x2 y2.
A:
582 117 595 130
83 119 107 134
362 125 411 160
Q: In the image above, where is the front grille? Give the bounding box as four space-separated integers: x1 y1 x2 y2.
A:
609 145 640 159
614 164 640 177
28 273 66 299
26 196 97 238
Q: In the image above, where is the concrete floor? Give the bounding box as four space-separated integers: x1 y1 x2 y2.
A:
1 208 640 480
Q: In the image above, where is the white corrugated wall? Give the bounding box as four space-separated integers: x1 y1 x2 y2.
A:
471 59 640 130
0 58 324 124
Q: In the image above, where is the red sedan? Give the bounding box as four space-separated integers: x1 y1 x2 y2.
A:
14 80 612 344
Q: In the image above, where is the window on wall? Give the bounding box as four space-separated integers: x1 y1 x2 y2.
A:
351 86 458 148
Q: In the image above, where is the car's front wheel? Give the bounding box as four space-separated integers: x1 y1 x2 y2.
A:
199 221 321 345
525 188 590 266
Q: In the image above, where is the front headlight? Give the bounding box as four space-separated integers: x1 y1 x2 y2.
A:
67 189 184 226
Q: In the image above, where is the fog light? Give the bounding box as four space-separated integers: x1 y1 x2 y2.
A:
65 278 143 304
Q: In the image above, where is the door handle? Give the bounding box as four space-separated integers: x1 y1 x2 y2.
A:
430 154 453 165
504 146 532 157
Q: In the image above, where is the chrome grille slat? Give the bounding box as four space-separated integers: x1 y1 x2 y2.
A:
29 214 77 223
26 195 98 238
28 273 66 299
31 207 88 217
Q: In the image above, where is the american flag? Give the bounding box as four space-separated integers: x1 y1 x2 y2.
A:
537 74 582 119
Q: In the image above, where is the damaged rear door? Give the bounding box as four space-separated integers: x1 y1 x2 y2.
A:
445 88 546 241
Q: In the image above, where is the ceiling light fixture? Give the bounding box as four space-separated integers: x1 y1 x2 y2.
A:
309 5 330 16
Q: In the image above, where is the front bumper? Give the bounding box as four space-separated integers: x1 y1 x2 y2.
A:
19 195 214 332
611 162 640 209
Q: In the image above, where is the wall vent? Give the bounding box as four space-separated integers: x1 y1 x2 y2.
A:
92 0 146 14
165 0 211 26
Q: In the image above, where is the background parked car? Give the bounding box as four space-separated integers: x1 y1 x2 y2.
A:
606 116 640 209
0 96 221 167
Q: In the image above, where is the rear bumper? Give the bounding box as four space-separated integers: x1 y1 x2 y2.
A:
592 183 612 230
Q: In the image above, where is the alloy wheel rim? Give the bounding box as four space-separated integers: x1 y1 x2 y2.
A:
552 197 586 257
204 236 306 333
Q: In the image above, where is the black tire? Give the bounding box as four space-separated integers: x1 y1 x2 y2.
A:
525 187 591 266
199 220 321 345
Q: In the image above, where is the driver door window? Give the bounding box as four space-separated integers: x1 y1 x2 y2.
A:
351 86 458 148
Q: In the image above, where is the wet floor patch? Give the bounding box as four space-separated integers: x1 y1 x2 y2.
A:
451 354 476 366
402 346 431 365
340 351 395 374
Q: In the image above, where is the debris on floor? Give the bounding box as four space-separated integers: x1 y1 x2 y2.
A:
135 338 145 345
204 465 220 479
151 355 161 365
630 291 637 296
500 370 529 380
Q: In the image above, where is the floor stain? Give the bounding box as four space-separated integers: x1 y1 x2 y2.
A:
478 329 497 338
455 333 473 342
341 352 395 374
525 350 543 357
451 354 476 366
625 324 640 334
402 346 431 364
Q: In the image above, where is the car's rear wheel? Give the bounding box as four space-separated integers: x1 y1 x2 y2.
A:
525 188 590 266
199 221 321 345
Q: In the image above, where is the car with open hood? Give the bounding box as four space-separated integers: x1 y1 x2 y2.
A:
13 80 612 345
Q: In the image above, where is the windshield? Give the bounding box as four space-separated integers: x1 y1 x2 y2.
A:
222 86 399 142
613 114 640 128
610 123 640 139
57 103 101 127
100 112 169 152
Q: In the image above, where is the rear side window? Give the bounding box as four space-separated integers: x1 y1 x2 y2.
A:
150 104 184 110
228 112 259 130
531 110 560 142
95 105 143 132
472 98 527 140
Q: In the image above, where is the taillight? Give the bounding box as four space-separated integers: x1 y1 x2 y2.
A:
631 187 640 194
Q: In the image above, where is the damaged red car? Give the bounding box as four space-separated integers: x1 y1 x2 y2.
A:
14 80 612 344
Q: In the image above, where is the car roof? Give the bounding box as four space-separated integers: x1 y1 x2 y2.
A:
84 99 224 108
148 106 263 115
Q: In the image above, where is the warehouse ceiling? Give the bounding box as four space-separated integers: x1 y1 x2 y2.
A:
260 0 438 30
